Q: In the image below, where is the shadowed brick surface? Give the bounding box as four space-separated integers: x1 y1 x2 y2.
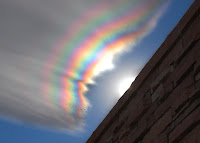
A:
87 0 200 142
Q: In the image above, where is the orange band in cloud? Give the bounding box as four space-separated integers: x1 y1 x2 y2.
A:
43 0 169 129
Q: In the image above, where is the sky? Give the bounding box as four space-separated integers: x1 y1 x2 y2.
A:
0 0 195 143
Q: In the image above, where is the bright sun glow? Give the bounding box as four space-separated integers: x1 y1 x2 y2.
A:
118 77 135 95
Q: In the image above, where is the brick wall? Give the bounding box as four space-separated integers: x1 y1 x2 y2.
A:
87 0 200 142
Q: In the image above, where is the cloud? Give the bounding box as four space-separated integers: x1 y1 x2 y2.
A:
0 0 169 131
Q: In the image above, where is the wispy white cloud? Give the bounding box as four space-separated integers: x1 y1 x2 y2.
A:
0 0 169 131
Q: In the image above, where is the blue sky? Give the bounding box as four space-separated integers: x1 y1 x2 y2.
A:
0 0 194 143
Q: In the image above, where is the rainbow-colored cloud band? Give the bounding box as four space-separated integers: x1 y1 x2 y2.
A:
43 0 169 129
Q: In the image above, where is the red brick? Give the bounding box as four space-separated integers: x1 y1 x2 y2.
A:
152 84 164 103
146 113 155 129
146 100 159 119
142 133 167 143
184 82 200 99
134 71 159 98
182 14 200 49
194 42 200 62
113 120 127 142
175 36 200 67
119 108 129 122
119 136 129 143
119 127 130 142
169 106 200 143
128 117 147 143
194 78 200 91
126 94 145 126
171 73 194 110
143 90 152 109
142 109 172 143
154 70 194 122
98 126 115 142
158 80 174 103
172 89 200 131
173 58 195 87
195 72 200 81
179 125 200 143
127 101 160 143
158 41 182 73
